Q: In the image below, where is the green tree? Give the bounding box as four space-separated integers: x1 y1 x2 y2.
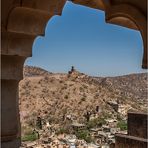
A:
22 130 38 142
86 118 106 129
117 120 127 131
75 130 93 143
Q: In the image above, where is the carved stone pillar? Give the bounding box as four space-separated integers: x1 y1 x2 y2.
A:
1 31 34 148
1 55 26 148
1 0 67 147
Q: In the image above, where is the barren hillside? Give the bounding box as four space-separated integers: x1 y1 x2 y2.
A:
19 66 147 128
23 65 52 77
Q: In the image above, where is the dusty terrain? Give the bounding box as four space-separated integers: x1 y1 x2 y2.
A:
19 66 147 129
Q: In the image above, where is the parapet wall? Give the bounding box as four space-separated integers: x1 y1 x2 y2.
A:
128 112 147 139
115 134 148 148
115 111 148 148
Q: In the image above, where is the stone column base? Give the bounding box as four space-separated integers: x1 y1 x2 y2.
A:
2 138 21 148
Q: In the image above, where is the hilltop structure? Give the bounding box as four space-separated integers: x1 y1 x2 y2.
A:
68 66 77 74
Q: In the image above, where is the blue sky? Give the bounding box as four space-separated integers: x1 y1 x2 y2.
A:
25 1 147 76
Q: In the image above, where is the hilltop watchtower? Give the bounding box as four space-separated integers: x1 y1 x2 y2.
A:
68 66 76 74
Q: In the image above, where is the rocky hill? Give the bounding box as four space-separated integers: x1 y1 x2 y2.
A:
93 73 147 102
19 66 147 129
23 65 52 77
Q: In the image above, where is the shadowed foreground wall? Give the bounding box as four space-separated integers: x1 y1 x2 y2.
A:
115 112 148 148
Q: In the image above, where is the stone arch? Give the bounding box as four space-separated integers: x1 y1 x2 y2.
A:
3 0 67 57
1 1 147 147
7 7 53 35
105 4 147 68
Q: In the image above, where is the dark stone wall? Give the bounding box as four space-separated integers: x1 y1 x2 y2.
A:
115 112 148 148
115 134 148 148
128 112 148 139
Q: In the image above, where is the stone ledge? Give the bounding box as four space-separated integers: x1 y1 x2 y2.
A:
116 134 148 143
115 134 148 148
2 31 35 57
128 111 148 116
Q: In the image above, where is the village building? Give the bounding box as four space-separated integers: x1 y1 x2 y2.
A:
71 123 86 131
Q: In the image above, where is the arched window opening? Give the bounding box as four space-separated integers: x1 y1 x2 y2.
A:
19 1 147 147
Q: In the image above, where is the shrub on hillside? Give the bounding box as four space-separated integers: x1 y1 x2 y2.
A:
56 127 70 135
81 97 86 102
22 132 38 142
86 118 106 129
64 95 68 99
117 120 127 131
75 130 93 143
